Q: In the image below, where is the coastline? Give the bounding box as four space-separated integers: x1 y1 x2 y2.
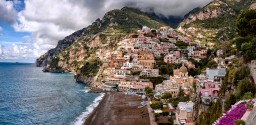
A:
83 92 150 125
73 92 106 125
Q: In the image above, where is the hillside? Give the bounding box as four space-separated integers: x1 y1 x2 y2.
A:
36 7 167 83
178 0 256 44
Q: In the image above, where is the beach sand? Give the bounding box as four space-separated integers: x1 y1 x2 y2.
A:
84 92 150 125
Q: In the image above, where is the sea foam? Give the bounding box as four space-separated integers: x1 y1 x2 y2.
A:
73 93 105 125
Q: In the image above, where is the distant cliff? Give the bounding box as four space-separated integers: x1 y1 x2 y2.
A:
177 0 255 43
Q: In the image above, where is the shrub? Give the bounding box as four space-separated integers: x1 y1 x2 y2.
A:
235 120 245 125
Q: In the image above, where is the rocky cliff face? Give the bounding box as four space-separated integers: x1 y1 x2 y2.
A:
178 0 255 43
36 8 166 83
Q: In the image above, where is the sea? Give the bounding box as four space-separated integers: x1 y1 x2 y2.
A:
0 63 103 125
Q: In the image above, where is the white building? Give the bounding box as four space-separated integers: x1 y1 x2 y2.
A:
206 68 226 82
121 61 133 69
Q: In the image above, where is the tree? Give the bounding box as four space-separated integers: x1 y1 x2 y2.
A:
161 93 172 99
242 92 253 100
150 102 163 109
236 10 256 37
235 120 245 125
206 60 218 69
235 10 256 61
145 87 153 94
188 68 200 76
236 78 254 99
233 66 250 86
225 94 236 111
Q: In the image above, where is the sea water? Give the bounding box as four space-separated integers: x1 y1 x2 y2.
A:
0 63 101 125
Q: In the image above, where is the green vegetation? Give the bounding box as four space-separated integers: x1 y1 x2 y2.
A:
49 57 59 68
234 10 256 61
236 78 254 99
161 93 172 99
80 58 102 76
175 41 189 49
145 87 154 98
206 60 218 69
131 71 141 75
242 92 253 100
150 101 163 109
196 99 222 125
225 94 236 111
168 88 189 107
141 76 166 87
155 55 181 75
236 10 256 37
235 120 245 125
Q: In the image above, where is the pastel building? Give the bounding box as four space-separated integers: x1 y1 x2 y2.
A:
164 54 178 64
155 65 194 97
200 81 221 104
170 64 194 90
176 101 194 124
138 53 155 69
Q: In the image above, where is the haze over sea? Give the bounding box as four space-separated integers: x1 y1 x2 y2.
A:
0 63 100 125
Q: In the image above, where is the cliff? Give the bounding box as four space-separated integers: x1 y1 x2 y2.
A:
177 0 255 43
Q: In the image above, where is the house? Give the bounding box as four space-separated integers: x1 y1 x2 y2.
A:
131 81 153 91
114 69 130 78
200 81 220 104
164 54 178 64
121 61 133 69
176 101 194 124
206 68 226 82
140 69 159 77
138 53 155 69
187 46 195 57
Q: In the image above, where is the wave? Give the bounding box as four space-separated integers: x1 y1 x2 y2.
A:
83 87 90 93
72 93 105 125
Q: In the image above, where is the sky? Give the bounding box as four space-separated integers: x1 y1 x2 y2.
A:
0 0 212 62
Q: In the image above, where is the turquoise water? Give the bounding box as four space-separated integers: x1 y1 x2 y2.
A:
0 63 99 125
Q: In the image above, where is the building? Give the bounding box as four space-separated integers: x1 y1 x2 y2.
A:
176 101 194 124
155 64 194 97
114 69 130 78
164 54 178 64
138 53 155 69
118 81 153 91
170 64 194 91
140 69 159 77
200 81 220 104
206 68 226 82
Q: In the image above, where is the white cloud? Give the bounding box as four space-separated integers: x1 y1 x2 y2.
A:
12 0 212 59
0 0 17 24
0 42 37 62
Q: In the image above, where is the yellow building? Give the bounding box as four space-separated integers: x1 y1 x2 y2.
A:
169 64 194 96
138 53 155 69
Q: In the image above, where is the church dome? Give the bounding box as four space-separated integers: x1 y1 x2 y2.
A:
179 64 188 73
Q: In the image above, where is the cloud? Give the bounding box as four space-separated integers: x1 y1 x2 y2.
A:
0 42 37 62
0 0 17 24
13 0 212 59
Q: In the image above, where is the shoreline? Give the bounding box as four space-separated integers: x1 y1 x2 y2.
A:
73 92 106 125
83 93 109 125
83 92 150 125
